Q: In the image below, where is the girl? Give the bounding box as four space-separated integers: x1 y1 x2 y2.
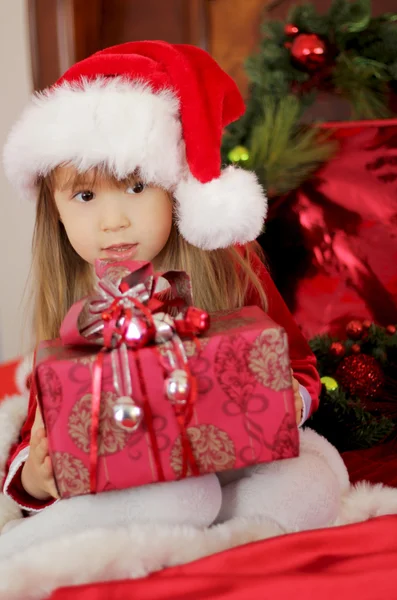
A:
1 41 348 553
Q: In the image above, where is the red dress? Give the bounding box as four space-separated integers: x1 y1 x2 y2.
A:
3 254 320 510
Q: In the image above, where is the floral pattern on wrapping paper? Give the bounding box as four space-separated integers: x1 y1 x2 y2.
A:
214 335 257 403
170 424 235 476
126 414 171 462
248 329 291 391
68 392 130 456
272 413 299 460
69 361 114 397
70 354 97 366
215 334 271 465
52 452 90 497
38 365 62 431
189 355 213 396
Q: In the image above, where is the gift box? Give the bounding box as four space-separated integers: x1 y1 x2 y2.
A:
35 261 298 498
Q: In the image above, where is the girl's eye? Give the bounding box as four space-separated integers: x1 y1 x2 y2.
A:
73 190 95 202
126 181 146 195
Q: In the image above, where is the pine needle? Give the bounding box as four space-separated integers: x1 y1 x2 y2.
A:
248 96 338 195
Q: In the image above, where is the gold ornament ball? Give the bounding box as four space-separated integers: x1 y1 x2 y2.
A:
321 376 338 391
228 145 250 164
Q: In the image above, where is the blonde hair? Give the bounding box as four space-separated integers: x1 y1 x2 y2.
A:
31 169 267 344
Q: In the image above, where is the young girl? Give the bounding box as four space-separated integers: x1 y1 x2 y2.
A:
1 41 349 553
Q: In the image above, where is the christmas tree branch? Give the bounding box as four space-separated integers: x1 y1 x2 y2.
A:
222 0 397 198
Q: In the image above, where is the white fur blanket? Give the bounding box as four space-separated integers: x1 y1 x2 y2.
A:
0 358 396 600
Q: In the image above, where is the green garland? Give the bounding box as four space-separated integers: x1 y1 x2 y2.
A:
222 0 397 198
307 322 397 452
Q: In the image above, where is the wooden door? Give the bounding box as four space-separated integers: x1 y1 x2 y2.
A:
28 0 396 107
28 0 210 91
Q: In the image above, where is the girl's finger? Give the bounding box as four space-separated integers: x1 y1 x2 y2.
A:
30 427 46 453
43 461 59 499
30 431 41 451
36 427 46 441
35 437 49 464
43 455 53 477
47 480 60 500
31 406 45 436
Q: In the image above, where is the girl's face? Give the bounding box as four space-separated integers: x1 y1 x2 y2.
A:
53 166 173 265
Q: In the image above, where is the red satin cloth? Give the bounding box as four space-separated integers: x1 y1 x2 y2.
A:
51 515 397 600
287 119 397 338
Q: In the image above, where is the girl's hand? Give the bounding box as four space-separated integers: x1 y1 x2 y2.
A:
291 372 303 425
21 407 59 501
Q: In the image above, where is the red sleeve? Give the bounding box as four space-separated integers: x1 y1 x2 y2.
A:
3 369 56 511
245 250 321 414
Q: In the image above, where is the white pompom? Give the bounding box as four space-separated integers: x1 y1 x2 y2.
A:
175 166 267 250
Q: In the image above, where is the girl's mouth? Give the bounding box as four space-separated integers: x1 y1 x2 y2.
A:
102 243 138 260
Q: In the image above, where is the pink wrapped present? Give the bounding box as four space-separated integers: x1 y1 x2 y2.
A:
35 261 298 498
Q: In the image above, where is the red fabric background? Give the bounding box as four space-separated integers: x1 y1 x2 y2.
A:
0 358 19 398
277 119 397 338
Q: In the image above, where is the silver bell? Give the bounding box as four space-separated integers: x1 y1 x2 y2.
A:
113 397 143 431
165 369 190 404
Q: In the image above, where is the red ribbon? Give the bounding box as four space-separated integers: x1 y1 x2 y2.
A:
178 372 200 479
90 350 105 494
170 338 200 479
135 350 166 483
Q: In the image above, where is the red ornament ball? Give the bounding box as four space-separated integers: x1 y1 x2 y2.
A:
335 354 384 400
386 324 396 335
346 320 364 340
351 343 361 354
284 23 299 36
362 320 372 330
290 34 327 71
330 342 345 358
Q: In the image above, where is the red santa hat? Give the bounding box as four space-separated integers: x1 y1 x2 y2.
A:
3 41 267 250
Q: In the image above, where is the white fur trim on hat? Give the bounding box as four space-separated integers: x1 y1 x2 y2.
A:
175 166 267 250
3 78 184 201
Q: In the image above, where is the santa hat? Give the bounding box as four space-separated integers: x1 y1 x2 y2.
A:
3 41 267 250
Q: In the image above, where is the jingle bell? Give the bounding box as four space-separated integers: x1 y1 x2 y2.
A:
124 317 150 348
165 369 190 404
113 397 143 431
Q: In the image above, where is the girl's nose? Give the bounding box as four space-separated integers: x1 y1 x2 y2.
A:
101 203 130 233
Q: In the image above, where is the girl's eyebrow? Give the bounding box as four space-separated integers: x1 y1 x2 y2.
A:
56 173 98 193
54 169 141 193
